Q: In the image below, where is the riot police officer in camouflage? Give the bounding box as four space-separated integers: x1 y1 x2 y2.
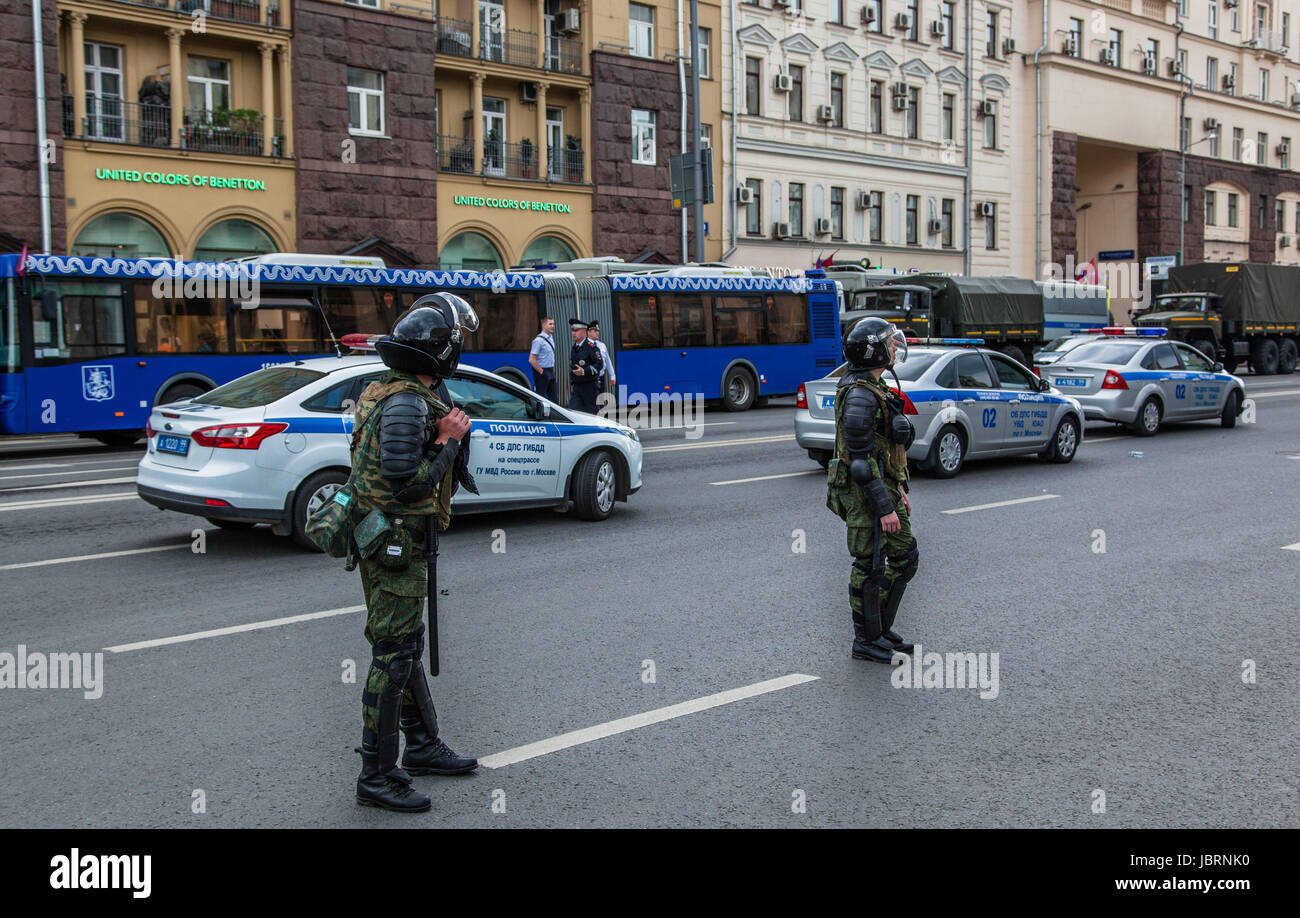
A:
825 318 920 664
350 294 480 812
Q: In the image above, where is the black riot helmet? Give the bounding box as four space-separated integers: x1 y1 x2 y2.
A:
843 317 907 370
375 293 479 379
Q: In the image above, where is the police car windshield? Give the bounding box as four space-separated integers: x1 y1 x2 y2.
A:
193 366 327 408
1058 340 1144 365
1041 335 1090 353
892 352 941 381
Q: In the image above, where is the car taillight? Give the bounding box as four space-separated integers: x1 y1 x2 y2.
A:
145 420 155 438
191 422 289 449
888 388 917 415
1101 371 1128 390
796 383 808 409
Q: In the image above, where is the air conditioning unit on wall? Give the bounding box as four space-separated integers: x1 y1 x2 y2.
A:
773 222 792 239
860 6 877 26
979 202 996 217
817 104 836 121
773 73 792 92
855 190 873 209
560 8 580 33
815 218 832 235
736 186 754 204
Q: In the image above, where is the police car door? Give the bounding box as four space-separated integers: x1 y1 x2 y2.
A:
444 373 561 503
986 352 1052 450
1171 342 1226 418
1145 342 1188 420
951 351 1002 455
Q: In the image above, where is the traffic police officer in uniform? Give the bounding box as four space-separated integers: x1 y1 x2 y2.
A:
350 294 479 812
567 317 603 413
826 317 920 663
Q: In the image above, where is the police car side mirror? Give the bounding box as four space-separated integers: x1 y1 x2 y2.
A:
1038 377 1053 392
1212 362 1224 372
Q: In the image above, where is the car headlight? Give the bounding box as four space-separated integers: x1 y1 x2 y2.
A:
622 427 639 442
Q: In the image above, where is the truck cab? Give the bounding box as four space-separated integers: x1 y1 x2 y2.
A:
841 285 932 339
1134 292 1224 363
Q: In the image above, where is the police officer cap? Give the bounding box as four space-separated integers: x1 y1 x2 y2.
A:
588 319 600 330
569 317 589 329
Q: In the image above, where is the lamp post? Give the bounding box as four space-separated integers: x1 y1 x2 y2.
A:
1180 130 1217 265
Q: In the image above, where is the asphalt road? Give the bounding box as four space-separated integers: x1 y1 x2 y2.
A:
1 380 1298 828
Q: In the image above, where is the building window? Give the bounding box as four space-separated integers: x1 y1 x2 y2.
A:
1281 136 1291 169
788 64 803 122
1259 194 1268 230
1183 184 1191 223
1276 197 1287 233
1205 189 1216 225
1258 132 1268 165
347 67 384 135
188 56 231 114
1206 57 1218 92
905 194 919 245
1286 12 1293 45
986 10 998 57
1146 38 1159 72
631 109 656 164
1259 68 1269 101
1295 201 1300 232
745 57 762 116
1108 29 1122 67
629 3 654 59
1233 127 1243 160
789 182 804 237
1209 2 1219 40
1228 62 1237 95
1068 18 1082 57
941 198 954 246
1230 4 1239 31
829 0 844 25
1255 2 1267 39
906 0 919 41
867 0 883 33
830 72 845 127
984 202 997 249
941 2 956 51
84 42 124 141
745 179 762 235
984 107 997 148
697 27 711 79
1181 117 1190 152
830 187 845 240
942 92 955 141
870 80 883 133
869 191 883 242
1228 192 1239 227
905 86 919 138
1209 128 1220 157
1177 48 1187 76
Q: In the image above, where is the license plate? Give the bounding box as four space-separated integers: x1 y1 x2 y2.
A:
820 395 835 409
156 434 190 456
1053 377 1086 388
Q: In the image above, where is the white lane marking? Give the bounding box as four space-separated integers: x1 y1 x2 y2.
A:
0 476 138 494
1283 542 1300 551
1246 389 1300 399
1083 436 1127 444
643 434 795 453
0 544 188 571
0 466 138 482
712 469 823 486
104 605 367 653
479 673 820 769
942 494 1060 515
0 462 75 472
0 492 138 512
637 421 738 431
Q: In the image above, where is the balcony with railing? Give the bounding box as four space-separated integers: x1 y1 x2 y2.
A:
434 18 585 74
62 96 284 158
481 27 538 68
436 135 584 184
1253 27 1288 55
544 34 583 75
183 108 282 156
97 0 285 28
436 17 474 57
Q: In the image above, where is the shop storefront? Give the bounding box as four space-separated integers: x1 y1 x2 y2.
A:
436 177 591 270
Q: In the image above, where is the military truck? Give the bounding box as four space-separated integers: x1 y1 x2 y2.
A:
884 274 1045 366
1133 262 1300 374
823 265 931 338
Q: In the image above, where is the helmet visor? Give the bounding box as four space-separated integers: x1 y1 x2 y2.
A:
887 327 908 366
451 297 479 334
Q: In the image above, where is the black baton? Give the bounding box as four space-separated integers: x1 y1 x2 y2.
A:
426 516 440 677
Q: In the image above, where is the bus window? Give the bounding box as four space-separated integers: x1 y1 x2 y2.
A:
660 293 712 348
765 293 810 344
3 278 18 372
463 291 538 352
319 285 394 340
233 298 320 354
712 295 765 346
618 294 662 348
132 282 228 354
29 278 127 362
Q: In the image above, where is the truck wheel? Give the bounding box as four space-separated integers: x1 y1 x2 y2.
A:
1190 338 1218 363
998 344 1027 367
1220 389 1242 428
721 366 756 411
927 424 965 478
571 450 616 520
291 469 349 550
1278 338 1298 375
1129 397 1162 436
1250 338 1279 375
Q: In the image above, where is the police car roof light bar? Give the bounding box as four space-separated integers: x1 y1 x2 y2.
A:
903 337 986 346
1083 327 1168 336
340 333 384 352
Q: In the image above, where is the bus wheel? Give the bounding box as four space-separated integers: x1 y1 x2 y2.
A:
1278 338 1298 375
160 382 207 405
94 431 142 448
721 367 756 411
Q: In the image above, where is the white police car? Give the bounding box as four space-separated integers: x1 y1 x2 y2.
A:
137 354 643 549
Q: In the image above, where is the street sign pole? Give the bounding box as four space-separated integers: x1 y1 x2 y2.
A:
689 0 705 262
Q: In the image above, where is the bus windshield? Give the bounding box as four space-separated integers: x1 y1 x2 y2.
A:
192 366 327 408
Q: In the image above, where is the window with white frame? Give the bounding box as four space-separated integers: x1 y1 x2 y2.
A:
1228 61 1237 95
867 0 883 33
629 3 654 59
1233 126 1243 160
1206 57 1217 92
697 27 711 78
1258 131 1268 165
1281 136 1291 169
1259 68 1269 101
829 0 844 25
941 1 955 51
745 178 762 235
1208 2 1219 40
984 106 997 148
1068 18 1082 56
188 56 230 114
631 108 656 164
347 67 384 135
984 202 997 249
789 182 804 237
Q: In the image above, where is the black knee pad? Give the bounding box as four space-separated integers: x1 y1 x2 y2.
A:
897 541 919 583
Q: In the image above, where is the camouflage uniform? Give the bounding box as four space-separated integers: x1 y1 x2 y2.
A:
349 370 455 747
827 371 918 654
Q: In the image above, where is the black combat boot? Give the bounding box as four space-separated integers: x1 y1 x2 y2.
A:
851 610 897 664
356 744 432 813
401 661 478 776
882 630 915 654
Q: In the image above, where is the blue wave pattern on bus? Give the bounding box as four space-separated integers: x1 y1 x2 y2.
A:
609 274 811 294
16 255 546 290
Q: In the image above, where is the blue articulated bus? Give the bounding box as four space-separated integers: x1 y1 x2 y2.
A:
0 253 545 444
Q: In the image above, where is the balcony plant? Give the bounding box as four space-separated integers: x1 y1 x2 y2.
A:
520 137 533 178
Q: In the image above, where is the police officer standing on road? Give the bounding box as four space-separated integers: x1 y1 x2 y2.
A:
529 316 557 401
567 317 603 414
586 319 615 400
826 317 919 664
349 294 479 813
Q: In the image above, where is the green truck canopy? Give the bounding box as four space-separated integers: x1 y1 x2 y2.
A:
1166 263 1300 323
890 274 1044 329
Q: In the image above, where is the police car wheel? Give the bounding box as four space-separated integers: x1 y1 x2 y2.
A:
1130 397 1162 437
721 367 756 412
1045 416 1080 463
1221 389 1242 428
292 469 350 550
572 450 616 520
927 425 965 478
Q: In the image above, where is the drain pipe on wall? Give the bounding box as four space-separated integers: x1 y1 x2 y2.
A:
963 0 972 274
1034 0 1049 278
32 0 53 254
678 0 688 260
723 0 739 261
